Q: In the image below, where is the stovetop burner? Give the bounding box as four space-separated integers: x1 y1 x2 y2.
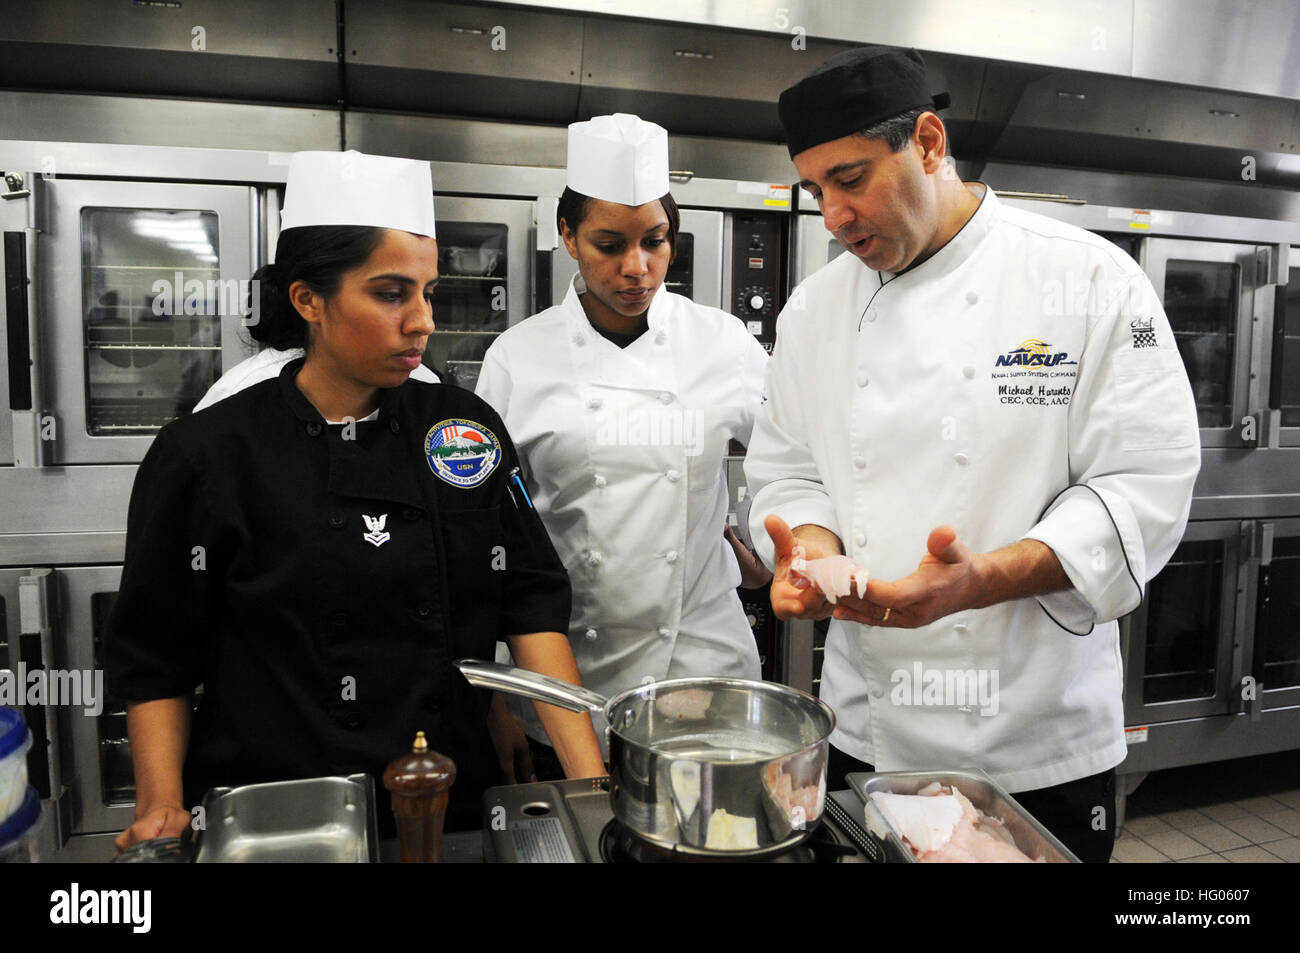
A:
597 818 859 864
483 777 872 863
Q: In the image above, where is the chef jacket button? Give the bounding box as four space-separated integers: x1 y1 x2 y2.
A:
665 550 679 563
852 455 866 470
869 687 884 699
573 334 586 347
342 712 364 730
655 332 667 345
954 623 969 635
865 309 878 323
657 626 672 638
389 419 400 434
587 397 603 410
306 422 323 437
954 452 970 467
415 602 434 619
328 510 346 529
332 611 349 628
665 469 681 483
966 291 978 305
856 370 869 388
587 550 603 567
593 474 607 488
853 532 867 548
962 365 976 379
402 507 421 521
585 627 598 642
659 392 673 404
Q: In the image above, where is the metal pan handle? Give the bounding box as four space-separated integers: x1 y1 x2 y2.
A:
455 659 608 714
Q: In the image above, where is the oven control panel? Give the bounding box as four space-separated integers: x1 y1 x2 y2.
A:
730 213 783 351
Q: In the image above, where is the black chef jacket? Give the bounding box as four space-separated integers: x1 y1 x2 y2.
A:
105 358 572 833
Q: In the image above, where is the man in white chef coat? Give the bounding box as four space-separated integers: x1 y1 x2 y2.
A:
745 46 1201 862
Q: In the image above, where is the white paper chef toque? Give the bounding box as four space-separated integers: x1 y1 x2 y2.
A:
279 150 436 238
566 114 670 206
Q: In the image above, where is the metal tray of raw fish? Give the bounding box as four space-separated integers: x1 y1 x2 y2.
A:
848 769 1079 863
194 773 379 863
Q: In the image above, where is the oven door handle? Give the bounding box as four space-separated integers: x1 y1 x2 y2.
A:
5 224 50 467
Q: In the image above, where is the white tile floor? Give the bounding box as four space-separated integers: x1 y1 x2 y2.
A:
1112 749 1300 863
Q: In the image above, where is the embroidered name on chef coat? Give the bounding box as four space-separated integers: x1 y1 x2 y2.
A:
424 418 502 488
991 338 1077 407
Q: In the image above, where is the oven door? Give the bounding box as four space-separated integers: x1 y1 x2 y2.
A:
549 208 724 311
40 566 136 835
1275 246 1300 445
1145 238 1262 448
40 180 255 464
425 195 534 391
1255 518 1300 711
1121 520 1242 725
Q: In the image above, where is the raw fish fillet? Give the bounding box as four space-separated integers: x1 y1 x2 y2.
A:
789 546 869 604
868 784 1041 863
762 761 823 827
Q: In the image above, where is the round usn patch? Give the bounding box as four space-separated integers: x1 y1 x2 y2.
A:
424 418 502 488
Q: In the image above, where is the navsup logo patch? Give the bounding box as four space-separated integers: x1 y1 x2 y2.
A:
424 419 501 488
994 339 1078 368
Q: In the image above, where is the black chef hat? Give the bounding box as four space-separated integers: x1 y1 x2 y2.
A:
778 45 951 158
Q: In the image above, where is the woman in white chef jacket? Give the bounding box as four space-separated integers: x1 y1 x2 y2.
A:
476 114 770 766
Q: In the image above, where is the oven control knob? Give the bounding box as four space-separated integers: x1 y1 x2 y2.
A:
748 294 765 312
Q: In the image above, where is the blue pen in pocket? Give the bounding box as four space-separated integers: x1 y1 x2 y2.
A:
507 467 534 509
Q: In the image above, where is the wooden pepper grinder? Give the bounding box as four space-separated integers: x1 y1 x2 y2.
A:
383 731 456 863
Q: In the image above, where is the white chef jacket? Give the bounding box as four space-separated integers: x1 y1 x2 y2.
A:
194 346 439 412
477 277 768 741
745 186 1200 793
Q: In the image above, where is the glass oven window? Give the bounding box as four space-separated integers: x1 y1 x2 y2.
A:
81 208 224 433
1281 266 1300 428
664 232 694 300
90 592 133 805
1162 259 1239 429
1142 539 1223 704
1260 537 1300 691
428 221 508 391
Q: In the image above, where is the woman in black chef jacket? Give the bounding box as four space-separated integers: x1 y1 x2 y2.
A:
106 151 606 849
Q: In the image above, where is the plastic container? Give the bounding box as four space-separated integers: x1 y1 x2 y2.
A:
0 787 43 862
0 707 33 823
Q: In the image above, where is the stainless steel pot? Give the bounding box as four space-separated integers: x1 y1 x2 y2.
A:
456 660 835 855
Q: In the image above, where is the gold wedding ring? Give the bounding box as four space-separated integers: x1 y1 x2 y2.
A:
881 607 891 622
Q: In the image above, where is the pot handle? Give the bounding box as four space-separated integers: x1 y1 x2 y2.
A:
455 660 608 714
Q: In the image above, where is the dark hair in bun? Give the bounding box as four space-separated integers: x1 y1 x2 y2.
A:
247 225 386 350
556 187 680 261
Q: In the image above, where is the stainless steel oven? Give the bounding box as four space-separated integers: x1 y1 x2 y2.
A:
425 195 536 391
1145 238 1266 447
6 177 256 465
1 561 138 842
1120 520 1243 726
